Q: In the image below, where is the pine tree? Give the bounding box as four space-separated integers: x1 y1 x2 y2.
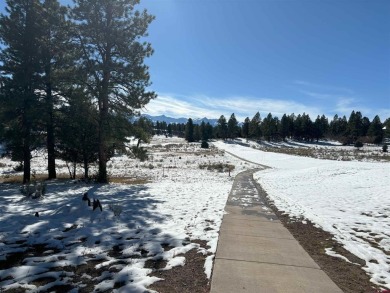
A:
262 113 277 142
227 113 238 139
313 115 328 142
57 90 99 179
0 0 44 183
217 115 228 140
346 110 363 142
242 117 250 140
185 118 194 142
249 112 261 140
39 0 71 179
280 114 290 141
71 0 156 183
367 115 383 144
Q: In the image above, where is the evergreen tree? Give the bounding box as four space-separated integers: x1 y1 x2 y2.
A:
361 116 371 137
249 112 261 140
39 0 71 179
301 113 313 141
313 115 328 142
200 121 210 141
205 122 214 140
242 117 250 140
57 90 98 179
185 118 194 142
280 114 290 141
227 113 239 139
383 118 390 139
193 124 201 141
346 110 363 142
71 0 156 183
262 113 278 142
217 115 228 140
133 116 153 147
367 115 383 144
0 0 44 183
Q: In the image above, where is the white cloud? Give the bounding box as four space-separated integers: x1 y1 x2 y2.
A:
142 93 323 121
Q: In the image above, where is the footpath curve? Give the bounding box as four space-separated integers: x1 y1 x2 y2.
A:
210 168 342 293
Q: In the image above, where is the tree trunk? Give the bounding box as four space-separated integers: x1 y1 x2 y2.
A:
23 140 31 184
83 155 89 179
97 40 111 184
46 69 56 179
73 161 76 179
97 83 109 183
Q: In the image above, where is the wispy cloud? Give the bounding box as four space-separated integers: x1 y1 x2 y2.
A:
293 80 389 120
142 93 323 121
142 80 389 121
293 80 354 95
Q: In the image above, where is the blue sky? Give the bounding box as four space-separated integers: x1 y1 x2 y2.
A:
1 0 389 121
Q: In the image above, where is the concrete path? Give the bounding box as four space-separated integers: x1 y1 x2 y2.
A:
210 169 343 293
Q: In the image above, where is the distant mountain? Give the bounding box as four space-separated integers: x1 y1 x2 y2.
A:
142 114 219 126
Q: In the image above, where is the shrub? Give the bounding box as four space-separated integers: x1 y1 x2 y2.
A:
201 141 209 149
131 146 148 162
354 141 363 150
383 144 388 152
199 162 235 172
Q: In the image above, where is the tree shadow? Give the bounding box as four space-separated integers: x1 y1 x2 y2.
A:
0 181 184 291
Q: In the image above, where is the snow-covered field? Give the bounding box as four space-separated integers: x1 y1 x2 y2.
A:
246 138 389 162
1 135 389 291
0 136 256 292
214 139 390 289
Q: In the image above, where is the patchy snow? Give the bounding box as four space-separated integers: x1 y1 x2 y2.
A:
0 136 257 292
213 140 390 289
325 248 360 265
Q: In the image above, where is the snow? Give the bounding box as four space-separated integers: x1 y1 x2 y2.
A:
0 136 257 292
213 139 390 289
2 135 389 290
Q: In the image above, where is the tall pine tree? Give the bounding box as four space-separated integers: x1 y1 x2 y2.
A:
71 0 156 183
0 0 43 183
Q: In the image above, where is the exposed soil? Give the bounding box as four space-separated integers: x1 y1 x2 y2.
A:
147 240 211 293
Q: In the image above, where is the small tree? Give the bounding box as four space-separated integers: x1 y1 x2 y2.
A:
383 144 388 153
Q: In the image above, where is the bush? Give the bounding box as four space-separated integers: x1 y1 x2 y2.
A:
354 141 363 150
383 144 388 152
201 141 209 149
199 162 235 172
131 146 148 162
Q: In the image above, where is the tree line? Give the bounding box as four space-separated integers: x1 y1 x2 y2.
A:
0 0 155 183
174 111 389 145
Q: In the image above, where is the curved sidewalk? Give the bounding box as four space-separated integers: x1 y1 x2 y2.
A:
210 169 342 293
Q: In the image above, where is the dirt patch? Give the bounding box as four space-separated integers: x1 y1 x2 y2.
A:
147 241 211 293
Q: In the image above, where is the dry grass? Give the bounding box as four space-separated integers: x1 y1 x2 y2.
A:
109 177 150 185
0 173 72 184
